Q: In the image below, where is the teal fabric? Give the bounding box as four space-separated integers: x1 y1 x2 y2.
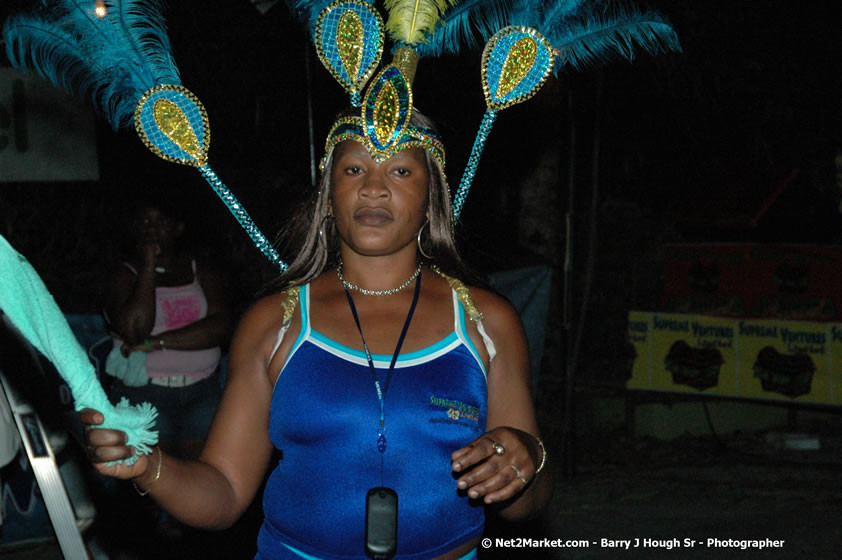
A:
0 234 157 464
105 346 149 387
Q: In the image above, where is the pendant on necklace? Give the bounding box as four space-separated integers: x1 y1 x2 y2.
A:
377 432 387 453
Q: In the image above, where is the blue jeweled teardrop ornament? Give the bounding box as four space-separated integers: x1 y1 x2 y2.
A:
314 0 384 100
481 26 555 112
134 85 210 167
377 433 387 453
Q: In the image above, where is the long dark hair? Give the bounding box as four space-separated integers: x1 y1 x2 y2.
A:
264 108 473 294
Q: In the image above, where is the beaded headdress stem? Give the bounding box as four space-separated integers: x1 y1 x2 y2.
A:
134 84 285 270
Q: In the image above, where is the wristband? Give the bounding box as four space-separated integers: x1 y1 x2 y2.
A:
132 446 162 496
526 432 547 474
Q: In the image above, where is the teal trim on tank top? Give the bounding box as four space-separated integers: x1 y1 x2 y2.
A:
281 542 478 560
310 328 460 364
282 284 487 375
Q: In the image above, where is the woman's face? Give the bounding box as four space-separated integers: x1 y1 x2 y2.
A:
133 206 182 248
330 141 429 257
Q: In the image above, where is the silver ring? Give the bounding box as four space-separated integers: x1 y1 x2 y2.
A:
487 437 505 456
511 464 529 485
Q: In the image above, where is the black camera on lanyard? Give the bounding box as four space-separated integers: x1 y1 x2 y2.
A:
365 487 397 559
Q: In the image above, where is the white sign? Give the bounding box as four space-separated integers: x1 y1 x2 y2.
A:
0 68 99 182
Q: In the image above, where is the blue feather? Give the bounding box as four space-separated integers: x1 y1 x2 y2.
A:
414 0 520 57
506 0 543 27
542 6 681 74
116 0 181 85
414 0 680 68
2 0 181 130
284 0 336 24
285 0 377 38
531 0 591 27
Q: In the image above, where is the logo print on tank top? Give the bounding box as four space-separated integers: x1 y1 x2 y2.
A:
428 395 481 431
162 298 201 329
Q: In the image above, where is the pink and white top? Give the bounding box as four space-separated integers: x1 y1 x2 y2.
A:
120 261 221 380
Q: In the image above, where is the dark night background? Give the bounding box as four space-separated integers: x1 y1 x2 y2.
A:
3 1 842 558
3 0 842 357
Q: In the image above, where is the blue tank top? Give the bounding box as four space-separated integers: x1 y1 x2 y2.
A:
257 283 488 559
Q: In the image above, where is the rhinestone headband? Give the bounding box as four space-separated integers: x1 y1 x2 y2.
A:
321 114 446 172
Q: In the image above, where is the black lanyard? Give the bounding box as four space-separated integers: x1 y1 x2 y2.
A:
343 268 422 455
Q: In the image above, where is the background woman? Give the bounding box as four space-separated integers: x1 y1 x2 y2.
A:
104 194 233 460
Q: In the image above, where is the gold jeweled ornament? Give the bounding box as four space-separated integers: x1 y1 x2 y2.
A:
313 0 384 99
134 84 210 167
373 82 400 146
481 26 555 112
496 36 538 99
153 99 202 161
337 11 363 82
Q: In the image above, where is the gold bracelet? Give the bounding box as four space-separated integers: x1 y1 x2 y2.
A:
527 433 547 474
132 447 162 497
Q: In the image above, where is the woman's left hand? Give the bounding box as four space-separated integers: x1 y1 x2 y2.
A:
451 427 541 504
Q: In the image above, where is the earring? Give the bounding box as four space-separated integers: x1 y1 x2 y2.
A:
417 220 433 260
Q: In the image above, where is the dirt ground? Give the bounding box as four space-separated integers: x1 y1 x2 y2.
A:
481 415 842 560
4 402 841 560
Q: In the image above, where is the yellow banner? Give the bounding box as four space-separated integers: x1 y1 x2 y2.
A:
830 325 842 405
628 312 837 405
627 312 651 390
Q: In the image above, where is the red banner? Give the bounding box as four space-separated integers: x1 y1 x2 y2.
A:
663 244 842 321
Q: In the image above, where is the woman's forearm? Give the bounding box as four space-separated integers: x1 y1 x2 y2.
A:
147 312 232 351
132 452 248 530
112 267 158 344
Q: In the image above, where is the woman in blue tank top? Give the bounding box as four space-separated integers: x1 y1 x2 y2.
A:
80 107 552 559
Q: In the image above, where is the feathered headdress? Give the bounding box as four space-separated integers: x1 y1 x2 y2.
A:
3 0 286 270
292 0 681 220
305 0 451 190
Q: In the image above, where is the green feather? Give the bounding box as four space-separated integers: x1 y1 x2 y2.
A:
384 0 457 46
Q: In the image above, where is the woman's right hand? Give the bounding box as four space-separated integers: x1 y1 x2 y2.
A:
138 241 161 269
78 408 152 480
